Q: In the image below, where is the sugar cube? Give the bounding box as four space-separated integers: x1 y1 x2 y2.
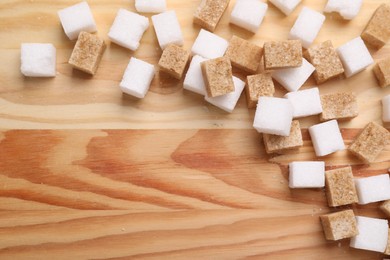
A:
108 9 149 51
135 0 167 13
152 11 183 50
191 29 229 59
304 40 344 84
263 40 302 70
337 37 374 78
355 174 390 205
58 1 97 40
348 122 390 163
158 44 190 80
373 58 390 88
253 97 293 136
361 4 390 49
120 57 155 98
320 210 358 240
246 73 275 109
268 0 301 16
289 161 325 188
285 87 323 118
350 216 388 253
309 120 345 157
225 36 263 73
183 55 208 96
320 92 358 122
386 229 390 255
325 166 358 207
194 0 230 32
381 200 390 217
230 0 268 33
383 95 390 122
289 7 325 49
201 57 234 97
20 43 56 77
205 76 245 113
272 58 315 92
324 0 363 20
264 120 303 154
68 32 106 75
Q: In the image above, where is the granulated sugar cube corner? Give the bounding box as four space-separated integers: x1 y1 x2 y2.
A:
192 29 229 59
288 161 325 188
135 0 167 13
355 174 390 205
152 10 183 50
183 55 208 96
309 120 345 157
285 87 323 118
20 43 56 77
230 0 268 33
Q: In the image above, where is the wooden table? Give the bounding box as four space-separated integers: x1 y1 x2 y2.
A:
0 0 389 259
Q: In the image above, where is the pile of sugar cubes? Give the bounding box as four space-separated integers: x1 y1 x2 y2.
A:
19 0 390 255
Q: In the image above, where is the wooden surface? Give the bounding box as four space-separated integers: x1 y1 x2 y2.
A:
0 0 389 259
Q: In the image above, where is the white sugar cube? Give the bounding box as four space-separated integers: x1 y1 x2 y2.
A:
268 0 301 15
324 0 363 20
108 9 149 51
253 97 293 136
21 43 56 77
337 37 374 78
183 55 208 96
272 58 315 92
355 174 390 205
152 11 183 50
191 29 229 59
205 76 245 113
230 0 268 33
350 216 388 253
58 1 97 40
120 57 155 98
309 120 345 157
383 95 390 122
289 7 325 49
285 87 323 118
135 0 167 13
289 161 325 188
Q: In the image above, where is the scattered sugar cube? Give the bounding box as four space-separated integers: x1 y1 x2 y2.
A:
191 29 229 59
205 76 245 113
230 0 268 33
350 216 388 253
324 0 363 20
264 40 302 70
348 122 390 163
285 87 323 118
374 58 390 88
264 120 303 154
304 40 344 84
268 0 301 16
272 58 315 92
320 210 358 240
381 200 390 217
320 92 359 122
120 57 155 98
253 97 293 136
225 36 263 74
20 43 56 77
289 7 325 49
108 9 149 51
183 55 208 96
325 166 358 207
355 174 390 205
201 57 234 97
193 0 230 32
383 95 390 122
289 161 325 188
246 73 275 109
58 1 97 40
158 44 190 80
135 0 167 13
68 32 106 75
309 120 345 157
336 37 374 78
152 11 183 50
361 4 390 49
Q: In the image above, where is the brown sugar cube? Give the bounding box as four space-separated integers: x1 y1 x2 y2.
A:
246 73 275 108
373 57 390 88
263 120 303 154
361 4 390 49
325 166 359 207
380 200 390 217
193 0 230 32
158 44 190 80
320 210 358 241
225 36 263 74
320 92 359 122
386 229 390 255
68 31 106 75
201 57 235 97
304 41 344 84
348 122 390 163
263 40 302 70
